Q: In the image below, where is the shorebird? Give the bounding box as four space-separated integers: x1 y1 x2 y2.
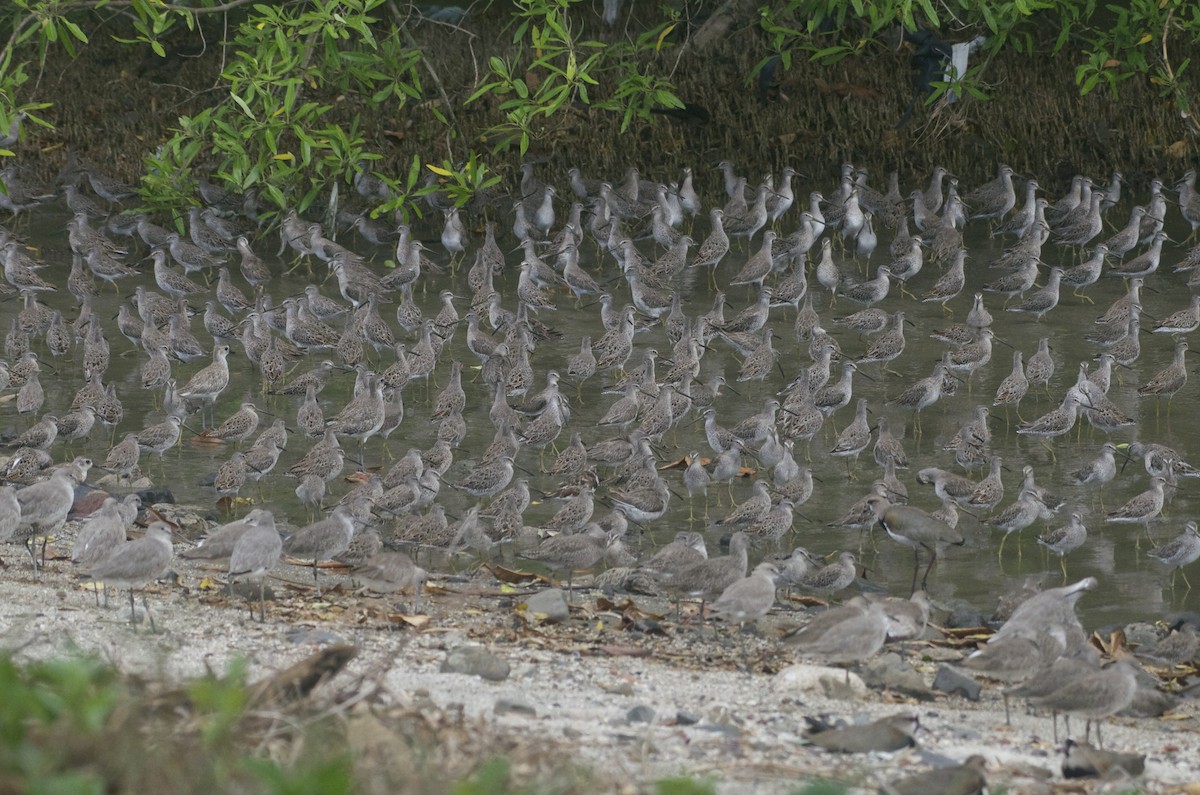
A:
803 712 919 753
197 401 264 444
985 488 1045 558
886 362 950 434
226 510 281 621
520 525 610 601
14 459 90 577
352 551 428 613
798 551 858 597
1136 338 1188 415
83 521 175 632
178 345 233 428
71 497 127 606
1106 476 1167 531
659 531 749 619
1038 512 1089 577
1147 522 1200 589
788 598 888 680
709 562 780 628
871 497 964 593
282 505 357 596
1028 659 1138 749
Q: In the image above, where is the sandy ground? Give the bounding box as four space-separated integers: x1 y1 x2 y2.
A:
2 541 1199 795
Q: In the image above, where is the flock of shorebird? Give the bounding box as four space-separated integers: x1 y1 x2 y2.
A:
1 154 1199 753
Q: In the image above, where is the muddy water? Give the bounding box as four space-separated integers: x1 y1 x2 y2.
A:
6 191 1200 630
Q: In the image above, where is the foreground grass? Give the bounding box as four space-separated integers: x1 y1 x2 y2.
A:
0 652 852 795
0 650 593 795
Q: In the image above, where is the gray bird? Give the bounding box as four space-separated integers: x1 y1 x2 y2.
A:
709 561 779 627
882 754 987 795
72 496 128 607
228 509 282 622
83 521 175 632
282 505 357 597
803 713 919 754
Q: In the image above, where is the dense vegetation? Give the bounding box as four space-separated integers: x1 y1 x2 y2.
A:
0 1 1196 218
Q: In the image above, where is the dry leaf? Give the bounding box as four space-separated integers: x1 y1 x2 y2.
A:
388 613 432 628
596 644 652 658
485 564 546 584
1165 140 1189 158
659 454 707 471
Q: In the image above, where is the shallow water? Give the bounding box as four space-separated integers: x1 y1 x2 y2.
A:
6 187 1200 630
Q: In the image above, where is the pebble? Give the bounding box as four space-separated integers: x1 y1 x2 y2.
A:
93 473 154 491
441 645 511 681
494 698 537 717
944 600 985 629
137 487 175 505
522 588 570 623
862 653 934 701
151 502 212 537
626 705 656 724
932 664 983 701
774 663 867 698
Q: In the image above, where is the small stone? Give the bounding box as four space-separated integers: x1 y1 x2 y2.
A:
441 645 511 681
920 646 965 663
626 705 656 724
138 487 175 505
774 663 867 698
943 599 985 629
933 664 982 701
862 653 934 701
601 681 636 697
495 698 537 717
93 473 153 491
675 710 699 726
522 588 570 623
150 502 209 539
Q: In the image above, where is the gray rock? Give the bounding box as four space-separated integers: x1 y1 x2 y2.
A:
774 663 868 699
150 502 211 539
441 645 511 681
626 704 656 724
495 698 537 717
696 722 742 738
933 664 982 701
862 653 934 701
522 588 570 622
93 473 154 491
675 710 699 726
943 598 985 629
922 645 966 662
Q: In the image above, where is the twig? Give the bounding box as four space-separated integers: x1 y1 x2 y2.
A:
387 0 461 146
1160 8 1200 136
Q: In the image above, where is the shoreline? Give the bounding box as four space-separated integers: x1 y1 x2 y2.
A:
2 547 1197 794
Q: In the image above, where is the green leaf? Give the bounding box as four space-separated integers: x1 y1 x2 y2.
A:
406 153 420 190
62 19 89 43
230 94 255 119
